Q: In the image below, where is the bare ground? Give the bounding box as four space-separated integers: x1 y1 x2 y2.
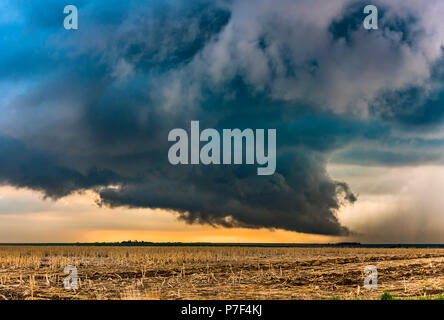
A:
1 246 444 300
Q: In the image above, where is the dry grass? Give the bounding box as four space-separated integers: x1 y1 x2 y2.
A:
1 246 444 300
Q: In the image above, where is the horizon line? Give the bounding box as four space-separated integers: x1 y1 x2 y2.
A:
1 241 444 248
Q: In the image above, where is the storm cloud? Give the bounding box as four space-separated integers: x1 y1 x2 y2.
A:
2 0 444 236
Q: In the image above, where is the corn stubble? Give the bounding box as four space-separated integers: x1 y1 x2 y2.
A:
0 246 444 300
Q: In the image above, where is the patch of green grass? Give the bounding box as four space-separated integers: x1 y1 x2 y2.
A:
325 293 444 300
380 291 394 300
379 292 444 300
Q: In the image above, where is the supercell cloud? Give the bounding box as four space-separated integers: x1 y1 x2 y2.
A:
2 0 444 236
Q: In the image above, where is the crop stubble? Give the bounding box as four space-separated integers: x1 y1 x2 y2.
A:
0 246 443 300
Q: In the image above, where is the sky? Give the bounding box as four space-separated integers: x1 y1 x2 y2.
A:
2 0 444 243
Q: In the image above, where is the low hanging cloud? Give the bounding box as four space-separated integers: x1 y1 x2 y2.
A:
1 0 444 236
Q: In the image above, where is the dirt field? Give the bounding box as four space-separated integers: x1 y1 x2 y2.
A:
1 246 444 300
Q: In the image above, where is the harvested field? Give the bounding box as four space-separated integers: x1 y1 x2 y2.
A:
1 246 444 300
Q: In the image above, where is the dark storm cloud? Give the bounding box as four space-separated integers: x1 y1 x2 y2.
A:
0 136 124 198
98 149 354 235
2 0 444 236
